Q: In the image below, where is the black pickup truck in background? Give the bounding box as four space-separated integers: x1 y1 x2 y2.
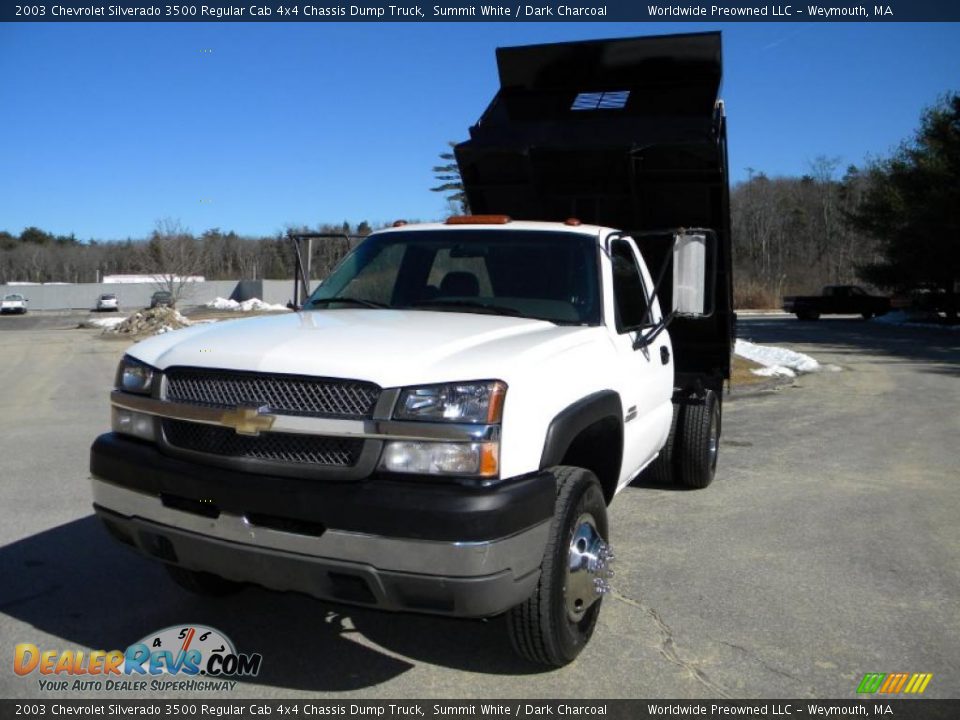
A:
782 285 891 320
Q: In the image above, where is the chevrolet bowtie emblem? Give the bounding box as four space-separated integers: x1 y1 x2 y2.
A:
220 406 275 436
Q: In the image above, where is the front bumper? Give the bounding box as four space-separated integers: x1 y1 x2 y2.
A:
90 433 555 617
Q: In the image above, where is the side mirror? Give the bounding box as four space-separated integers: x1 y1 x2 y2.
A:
671 231 713 318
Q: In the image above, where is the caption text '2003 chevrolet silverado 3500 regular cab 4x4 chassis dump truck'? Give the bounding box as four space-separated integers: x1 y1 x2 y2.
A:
90 33 734 666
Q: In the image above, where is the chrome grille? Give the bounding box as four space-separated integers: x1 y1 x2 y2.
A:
164 368 380 419
162 420 363 467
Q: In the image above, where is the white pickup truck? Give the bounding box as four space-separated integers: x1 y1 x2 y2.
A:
90 32 734 666
90 217 722 666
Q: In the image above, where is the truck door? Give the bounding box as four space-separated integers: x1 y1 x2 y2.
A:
608 237 674 488
846 286 867 314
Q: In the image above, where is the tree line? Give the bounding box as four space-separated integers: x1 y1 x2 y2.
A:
0 221 373 288
728 159 879 307
730 92 959 309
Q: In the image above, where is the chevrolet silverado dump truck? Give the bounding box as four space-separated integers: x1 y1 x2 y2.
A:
782 285 890 320
90 32 734 666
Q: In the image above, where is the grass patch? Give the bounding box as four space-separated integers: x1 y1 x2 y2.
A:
731 355 772 387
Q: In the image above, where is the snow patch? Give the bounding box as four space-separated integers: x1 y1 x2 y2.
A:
79 317 126 330
750 365 796 378
206 297 288 312
735 339 821 378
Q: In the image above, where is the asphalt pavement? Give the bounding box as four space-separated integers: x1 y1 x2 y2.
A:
0 315 957 699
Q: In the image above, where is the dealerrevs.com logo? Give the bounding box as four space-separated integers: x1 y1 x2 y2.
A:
14 625 262 692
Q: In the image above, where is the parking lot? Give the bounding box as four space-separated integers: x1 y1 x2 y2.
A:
1 314 957 699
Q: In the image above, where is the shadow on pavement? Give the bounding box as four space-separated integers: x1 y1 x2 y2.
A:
737 318 960 375
0 517 543 692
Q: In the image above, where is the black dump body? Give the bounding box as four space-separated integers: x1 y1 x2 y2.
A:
455 32 734 390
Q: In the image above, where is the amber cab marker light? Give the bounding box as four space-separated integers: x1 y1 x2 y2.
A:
564 218 582 226
486 381 507 423
445 215 512 225
392 219 408 227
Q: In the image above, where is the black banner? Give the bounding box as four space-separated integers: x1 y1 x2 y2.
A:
4 0 960 23
1 700 959 720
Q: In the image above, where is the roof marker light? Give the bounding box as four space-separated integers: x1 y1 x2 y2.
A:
565 218 582 226
445 215 512 225
392 220 408 227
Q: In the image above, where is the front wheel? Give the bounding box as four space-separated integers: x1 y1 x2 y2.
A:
507 466 612 666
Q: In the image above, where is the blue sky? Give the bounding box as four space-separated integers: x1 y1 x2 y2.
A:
1 22 958 240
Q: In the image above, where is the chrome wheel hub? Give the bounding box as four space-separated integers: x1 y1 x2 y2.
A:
708 408 719 470
564 513 614 622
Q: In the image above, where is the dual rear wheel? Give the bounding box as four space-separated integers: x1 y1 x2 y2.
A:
647 390 721 489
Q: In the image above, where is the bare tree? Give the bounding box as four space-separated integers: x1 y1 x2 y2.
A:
139 219 205 304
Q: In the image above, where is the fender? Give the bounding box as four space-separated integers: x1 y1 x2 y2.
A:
539 390 623 481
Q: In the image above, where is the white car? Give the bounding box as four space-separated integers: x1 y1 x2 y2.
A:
96 293 119 312
1 294 28 314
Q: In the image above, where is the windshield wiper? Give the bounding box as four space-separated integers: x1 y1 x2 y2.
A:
408 299 523 317
308 296 389 309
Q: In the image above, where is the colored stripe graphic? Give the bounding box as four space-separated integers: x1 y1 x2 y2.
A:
907 673 933 694
879 673 907 693
857 673 885 693
858 672 932 694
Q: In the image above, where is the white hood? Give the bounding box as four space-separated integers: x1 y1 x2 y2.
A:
129 310 600 388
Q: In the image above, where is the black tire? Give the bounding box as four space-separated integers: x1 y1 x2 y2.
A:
507 466 609 667
675 390 721 489
166 566 245 597
646 403 678 485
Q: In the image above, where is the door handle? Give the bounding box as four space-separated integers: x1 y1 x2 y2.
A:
660 346 670 365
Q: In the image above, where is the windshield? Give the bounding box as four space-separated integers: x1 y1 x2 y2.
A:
305 229 601 325
4 295 23 301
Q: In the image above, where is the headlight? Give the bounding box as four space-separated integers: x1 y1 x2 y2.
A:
394 381 506 423
115 355 156 395
379 441 499 478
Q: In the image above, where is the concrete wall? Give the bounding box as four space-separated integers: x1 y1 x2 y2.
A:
0 279 297 312
260 280 296 306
